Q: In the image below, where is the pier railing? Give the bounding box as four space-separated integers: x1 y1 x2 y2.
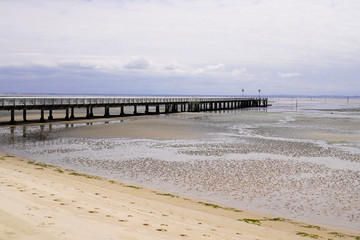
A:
1 97 263 107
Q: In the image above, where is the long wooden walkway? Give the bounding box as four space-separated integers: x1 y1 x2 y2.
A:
0 96 268 124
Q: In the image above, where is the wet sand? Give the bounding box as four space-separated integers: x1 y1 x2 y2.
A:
1 151 359 240
63 115 211 140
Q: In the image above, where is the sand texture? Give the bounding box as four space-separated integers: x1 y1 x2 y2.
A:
1 152 359 240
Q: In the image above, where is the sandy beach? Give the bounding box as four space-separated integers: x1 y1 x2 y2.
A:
1 151 359 240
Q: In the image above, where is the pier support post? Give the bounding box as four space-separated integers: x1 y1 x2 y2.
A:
145 105 149 114
188 103 200 112
156 105 160 114
133 105 137 115
187 103 192 112
10 109 15 124
70 107 75 119
22 126 26 138
48 110 53 120
40 109 45 122
86 107 91 119
23 110 27 122
104 107 110 117
65 108 69 120
120 106 125 116
262 99 267 107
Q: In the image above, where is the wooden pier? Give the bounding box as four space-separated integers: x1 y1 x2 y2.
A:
0 97 268 125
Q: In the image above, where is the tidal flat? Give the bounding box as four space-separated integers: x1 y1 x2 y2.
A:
1 97 359 230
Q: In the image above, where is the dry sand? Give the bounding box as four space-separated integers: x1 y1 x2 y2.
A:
1 151 359 240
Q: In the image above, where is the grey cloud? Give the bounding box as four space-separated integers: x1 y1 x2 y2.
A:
1 64 359 96
123 56 151 70
278 72 301 78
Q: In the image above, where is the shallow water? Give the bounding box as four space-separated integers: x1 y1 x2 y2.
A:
1 97 360 230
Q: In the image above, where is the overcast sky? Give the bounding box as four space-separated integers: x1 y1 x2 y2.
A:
1 0 360 96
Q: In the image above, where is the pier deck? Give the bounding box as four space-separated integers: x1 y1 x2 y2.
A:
0 97 268 124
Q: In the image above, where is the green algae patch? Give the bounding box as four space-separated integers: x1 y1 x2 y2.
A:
153 192 179 198
69 172 101 180
301 224 324 231
328 232 346 238
198 201 242 212
28 161 53 168
238 217 286 226
263 217 286 222
199 202 221 209
55 169 64 174
238 218 262 226
125 185 142 190
296 232 319 239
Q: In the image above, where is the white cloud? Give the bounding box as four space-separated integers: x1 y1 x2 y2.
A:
232 68 248 76
196 64 225 74
231 68 256 81
278 72 301 78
